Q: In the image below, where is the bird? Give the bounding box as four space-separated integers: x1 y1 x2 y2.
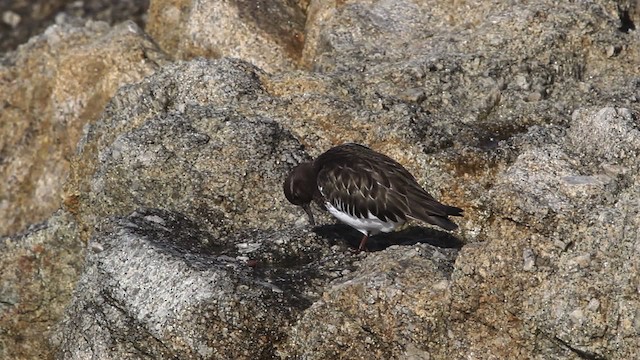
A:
283 143 463 251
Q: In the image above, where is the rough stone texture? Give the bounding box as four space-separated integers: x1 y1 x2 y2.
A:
446 106 640 359
302 0 640 155
64 58 313 240
64 57 451 243
1 0 640 359
0 19 168 236
279 244 459 359
53 56 469 357
146 0 307 73
0 211 84 360
0 0 149 54
52 208 359 359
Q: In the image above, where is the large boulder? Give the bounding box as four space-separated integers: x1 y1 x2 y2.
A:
1 0 639 358
64 59 310 239
0 211 84 360
52 208 356 359
146 0 307 72
0 19 167 237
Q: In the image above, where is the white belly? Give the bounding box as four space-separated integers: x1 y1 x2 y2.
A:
325 202 404 235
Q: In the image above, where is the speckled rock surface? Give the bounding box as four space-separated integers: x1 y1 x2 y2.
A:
146 0 307 72
0 19 167 237
453 107 640 359
52 208 358 359
0 0 149 54
0 211 84 360
302 0 640 155
1 0 640 358
64 58 312 240
280 244 459 359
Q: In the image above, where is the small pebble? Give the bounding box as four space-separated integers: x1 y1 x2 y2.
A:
2 11 21 28
90 242 104 253
523 248 536 271
587 298 600 312
553 238 570 251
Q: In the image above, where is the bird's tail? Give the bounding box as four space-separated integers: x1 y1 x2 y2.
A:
410 201 464 231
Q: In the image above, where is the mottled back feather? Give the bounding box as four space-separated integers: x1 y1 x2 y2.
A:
314 143 462 229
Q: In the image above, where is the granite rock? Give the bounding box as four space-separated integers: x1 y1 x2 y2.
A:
1 0 640 358
64 58 311 240
52 208 357 359
280 244 459 359
0 0 149 54
146 0 307 72
460 106 640 359
0 19 167 236
0 211 84 360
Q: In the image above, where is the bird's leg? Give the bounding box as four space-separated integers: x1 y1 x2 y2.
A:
358 233 370 252
301 203 315 226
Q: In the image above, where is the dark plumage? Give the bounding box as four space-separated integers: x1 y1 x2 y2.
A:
284 143 463 251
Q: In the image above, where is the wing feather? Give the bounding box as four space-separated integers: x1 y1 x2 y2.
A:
318 159 411 222
315 143 463 229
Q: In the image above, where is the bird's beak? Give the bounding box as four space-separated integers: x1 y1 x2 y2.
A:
301 203 315 226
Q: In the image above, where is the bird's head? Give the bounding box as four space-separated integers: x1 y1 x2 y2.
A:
283 162 317 225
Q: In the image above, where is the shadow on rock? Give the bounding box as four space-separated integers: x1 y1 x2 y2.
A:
53 207 360 359
313 223 465 252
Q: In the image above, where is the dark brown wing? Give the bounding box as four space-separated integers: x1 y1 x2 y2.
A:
315 143 463 229
317 160 410 222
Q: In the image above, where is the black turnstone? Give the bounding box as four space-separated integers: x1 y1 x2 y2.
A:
284 143 463 251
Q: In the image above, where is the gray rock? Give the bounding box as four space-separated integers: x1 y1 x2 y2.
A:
0 211 84 360
454 106 640 359
146 0 307 72
279 244 459 359
2 0 640 358
0 0 148 53
67 59 309 239
52 208 357 359
0 19 166 237
567 107 640 170
303 0 638 154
